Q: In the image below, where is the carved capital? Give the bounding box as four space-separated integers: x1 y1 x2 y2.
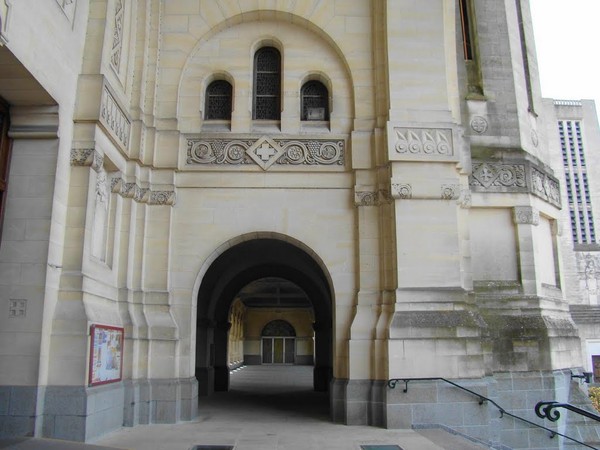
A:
148 190 176 206
70 148 95 167
513 206 540 226
355 190 379 207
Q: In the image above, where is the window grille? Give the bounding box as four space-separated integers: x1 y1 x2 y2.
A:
205 80 232 120
253 47 281 120
301 80 329 121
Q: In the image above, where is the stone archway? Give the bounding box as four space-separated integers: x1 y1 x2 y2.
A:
195 237 333 395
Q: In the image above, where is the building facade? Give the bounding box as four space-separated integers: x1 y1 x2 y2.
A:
544 99 600 384
0 0 595 447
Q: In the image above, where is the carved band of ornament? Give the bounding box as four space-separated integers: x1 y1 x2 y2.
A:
186 136 344 170
354 190 391 207
470 161 561 208
513 206 540 226
100 86 131 149
110 177 176 206
110 0 124 71
70 148 104 172
391 183 412 200
394 128 453 156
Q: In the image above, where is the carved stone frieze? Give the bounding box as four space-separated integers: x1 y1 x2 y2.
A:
531 166 561 207
186 136 345 170
388 124 457 161
470 161 561 208
100 85 131 150
513 206 540 226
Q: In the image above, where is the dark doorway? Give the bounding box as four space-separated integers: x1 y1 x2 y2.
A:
195 238 333 396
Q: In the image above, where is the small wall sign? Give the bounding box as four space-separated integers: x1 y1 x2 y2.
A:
88 324 124 386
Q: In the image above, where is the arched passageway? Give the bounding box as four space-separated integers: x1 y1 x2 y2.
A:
195 238 333 396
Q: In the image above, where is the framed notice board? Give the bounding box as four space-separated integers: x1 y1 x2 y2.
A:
88 324 124 386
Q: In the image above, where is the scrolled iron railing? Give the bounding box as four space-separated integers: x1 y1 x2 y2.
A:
388 377 599 450
535 401 600 423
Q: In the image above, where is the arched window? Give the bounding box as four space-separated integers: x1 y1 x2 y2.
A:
301 80 329 121
262 320 296 337
205 80 232 120
253 47 281 120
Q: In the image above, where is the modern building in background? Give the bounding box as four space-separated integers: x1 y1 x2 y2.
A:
544 98 600 383
0 1 599 448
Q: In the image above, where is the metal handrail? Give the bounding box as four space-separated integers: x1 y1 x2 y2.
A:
536 401 600 423
388 377 599 450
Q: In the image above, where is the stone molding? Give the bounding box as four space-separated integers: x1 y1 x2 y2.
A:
513 206 540 226
186 135 345 170
100 82 131 150
470 161 561 208
387 124 457 162
70 149 175 206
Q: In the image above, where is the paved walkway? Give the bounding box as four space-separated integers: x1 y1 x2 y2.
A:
92 365 488 450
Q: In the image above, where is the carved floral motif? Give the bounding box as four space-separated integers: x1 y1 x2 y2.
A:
394 128 453 156
441 184 460 200
391 183 412 200
470 161 561 208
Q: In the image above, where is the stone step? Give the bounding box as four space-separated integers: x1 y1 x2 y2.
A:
415 427 491 450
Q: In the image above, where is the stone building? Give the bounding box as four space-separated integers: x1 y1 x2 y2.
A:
544 99 600 383
0 0 594 448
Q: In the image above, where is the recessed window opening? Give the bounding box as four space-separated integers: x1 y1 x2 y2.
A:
253 47 281 120
205 80 233 120
459 0 474 60
301 80 329 121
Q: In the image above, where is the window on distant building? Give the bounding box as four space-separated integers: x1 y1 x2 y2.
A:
0 100 10 244
253 47 281 120
560 119 597 245
205 80 233 120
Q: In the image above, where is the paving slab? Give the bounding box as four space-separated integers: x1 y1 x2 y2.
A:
93 366 487 450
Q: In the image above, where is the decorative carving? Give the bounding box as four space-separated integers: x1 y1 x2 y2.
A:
100 85 131 149
391 183 412 200
109 176 176 206
70 148 96 166
458 189 472 208
110 0 124 71
470 116 488 134
513 206 540 225
148 191 176 206
470 161 561 208
441 184 460 200
186 136 345 170
394 128 453 156
95 170 108 205
531 129 539 148
531 166 561 207
355 191 379 207
8 299 26 318
471 163 526 190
